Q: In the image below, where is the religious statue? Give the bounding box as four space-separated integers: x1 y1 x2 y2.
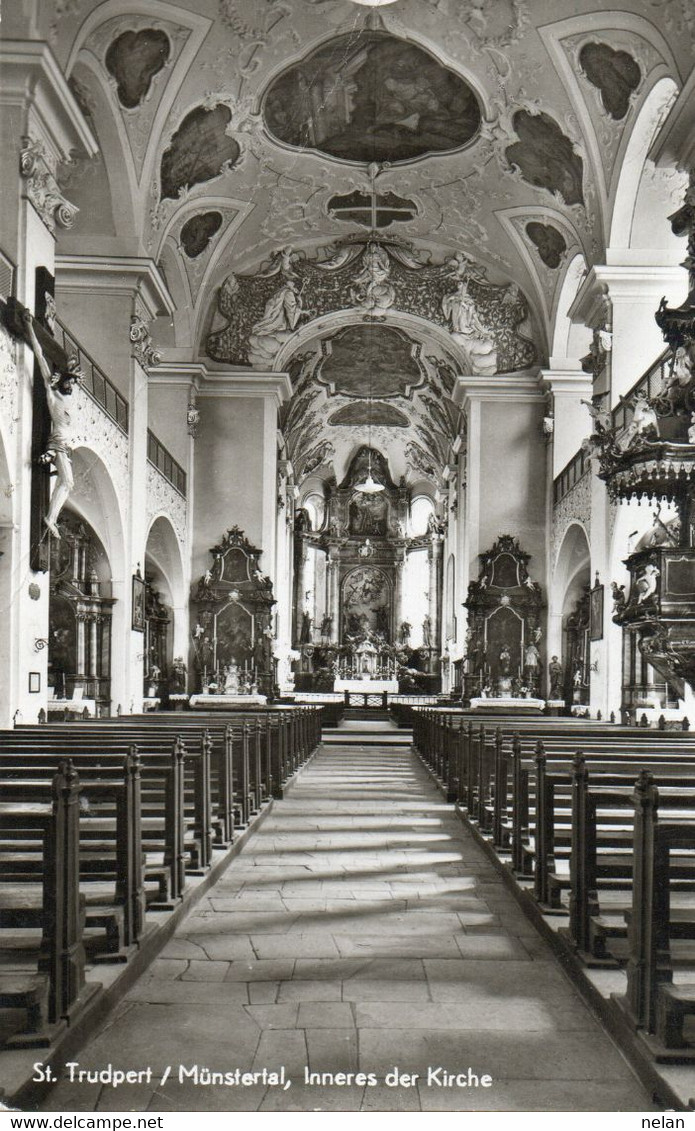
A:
524 641 540 685
635 563 660 605
224 659 240 694
399 621 412 646
422 614 432 649
300 610 312 643
548 655 563 700
498 643 511 676
320 614 333 640
619 390 658 451
441 279 497 375
169 656 187 694
22 310 82 539
349 242 395 314
248 278 305 367
689 411 695 444
655 346 693 415
611 582 627 616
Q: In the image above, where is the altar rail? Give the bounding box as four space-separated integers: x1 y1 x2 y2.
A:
293 692 441 707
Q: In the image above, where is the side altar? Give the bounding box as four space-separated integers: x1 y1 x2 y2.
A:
190 526 275 701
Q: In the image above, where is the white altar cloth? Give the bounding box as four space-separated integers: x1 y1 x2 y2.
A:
470 696 545 713
189 694 267 708
334 679 399 693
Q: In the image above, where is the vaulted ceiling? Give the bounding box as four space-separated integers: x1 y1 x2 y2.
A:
46 0 693 485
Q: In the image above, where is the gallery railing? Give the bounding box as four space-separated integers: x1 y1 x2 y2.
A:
54 317 129 434
147 429 187 497
552 348 672 507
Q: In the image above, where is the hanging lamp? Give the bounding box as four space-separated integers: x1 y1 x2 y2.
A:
354 370 385 495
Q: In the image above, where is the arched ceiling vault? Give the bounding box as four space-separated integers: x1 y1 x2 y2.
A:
47 0 693 487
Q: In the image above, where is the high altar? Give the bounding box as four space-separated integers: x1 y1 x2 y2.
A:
293 447 442 692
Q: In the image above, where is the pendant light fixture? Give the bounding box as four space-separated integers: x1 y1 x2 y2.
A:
354 366 385 496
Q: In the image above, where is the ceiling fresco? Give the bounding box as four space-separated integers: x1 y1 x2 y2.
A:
525 222 568 269
179 211 223 259
315 325 425 398
578 42 641 121
262 30 483 164
279 320 462 488
327 190 418 228
43 0 693 487
160 104 240 201
206 238 536 373
104 28 170 109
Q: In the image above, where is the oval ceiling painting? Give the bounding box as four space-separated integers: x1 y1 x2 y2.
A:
263 31 482 164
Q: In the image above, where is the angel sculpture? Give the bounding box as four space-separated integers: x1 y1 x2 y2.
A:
635 563 660 605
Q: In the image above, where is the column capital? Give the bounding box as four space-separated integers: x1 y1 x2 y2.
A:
55 255 174 320
452 369 544 410
196 368 292 407
569 263 685 324
541 370 593 399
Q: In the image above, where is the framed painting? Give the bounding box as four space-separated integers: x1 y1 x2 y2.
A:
132 572 146 632
590 581 604 641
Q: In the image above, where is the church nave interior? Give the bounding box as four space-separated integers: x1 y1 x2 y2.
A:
1 0 695 1115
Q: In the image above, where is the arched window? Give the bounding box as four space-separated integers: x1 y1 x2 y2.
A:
303 493 326 531
410 495 434 537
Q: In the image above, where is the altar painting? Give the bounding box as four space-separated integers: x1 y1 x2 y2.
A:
342 567 391 641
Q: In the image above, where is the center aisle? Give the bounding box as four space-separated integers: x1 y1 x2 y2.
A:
43 723 654 1113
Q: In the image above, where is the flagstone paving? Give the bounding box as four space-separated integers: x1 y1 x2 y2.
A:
41 728 655 1113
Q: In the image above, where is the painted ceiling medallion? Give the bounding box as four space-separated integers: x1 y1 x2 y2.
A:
160 105 240 201
579 42 641 121
105 29 170 109
262 31 482 164
316 325 424 399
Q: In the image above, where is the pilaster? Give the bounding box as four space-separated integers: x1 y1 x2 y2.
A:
0 41 95 726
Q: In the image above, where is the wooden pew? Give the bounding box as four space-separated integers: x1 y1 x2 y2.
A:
0 738 188 906
0 762 93 1047
618 773 695 1053
1 752 145 960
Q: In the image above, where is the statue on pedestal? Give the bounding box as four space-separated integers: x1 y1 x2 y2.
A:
548 655 563 700
224 659 240 694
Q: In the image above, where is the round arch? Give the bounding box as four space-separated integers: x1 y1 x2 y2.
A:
609 77 682 252
550 252 591 362
144 514 188 665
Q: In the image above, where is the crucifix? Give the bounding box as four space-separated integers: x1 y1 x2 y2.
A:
0 268 80 570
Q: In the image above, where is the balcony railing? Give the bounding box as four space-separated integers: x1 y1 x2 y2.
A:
553 348 673 506
610 348 671 435
553 447 590 506
54 318 129 433
147 429 187 497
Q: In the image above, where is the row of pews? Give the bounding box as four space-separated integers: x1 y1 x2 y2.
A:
411 707 695 1060
0 705 322 1051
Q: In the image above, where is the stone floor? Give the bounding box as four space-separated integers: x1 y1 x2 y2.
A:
41 731 656 1113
